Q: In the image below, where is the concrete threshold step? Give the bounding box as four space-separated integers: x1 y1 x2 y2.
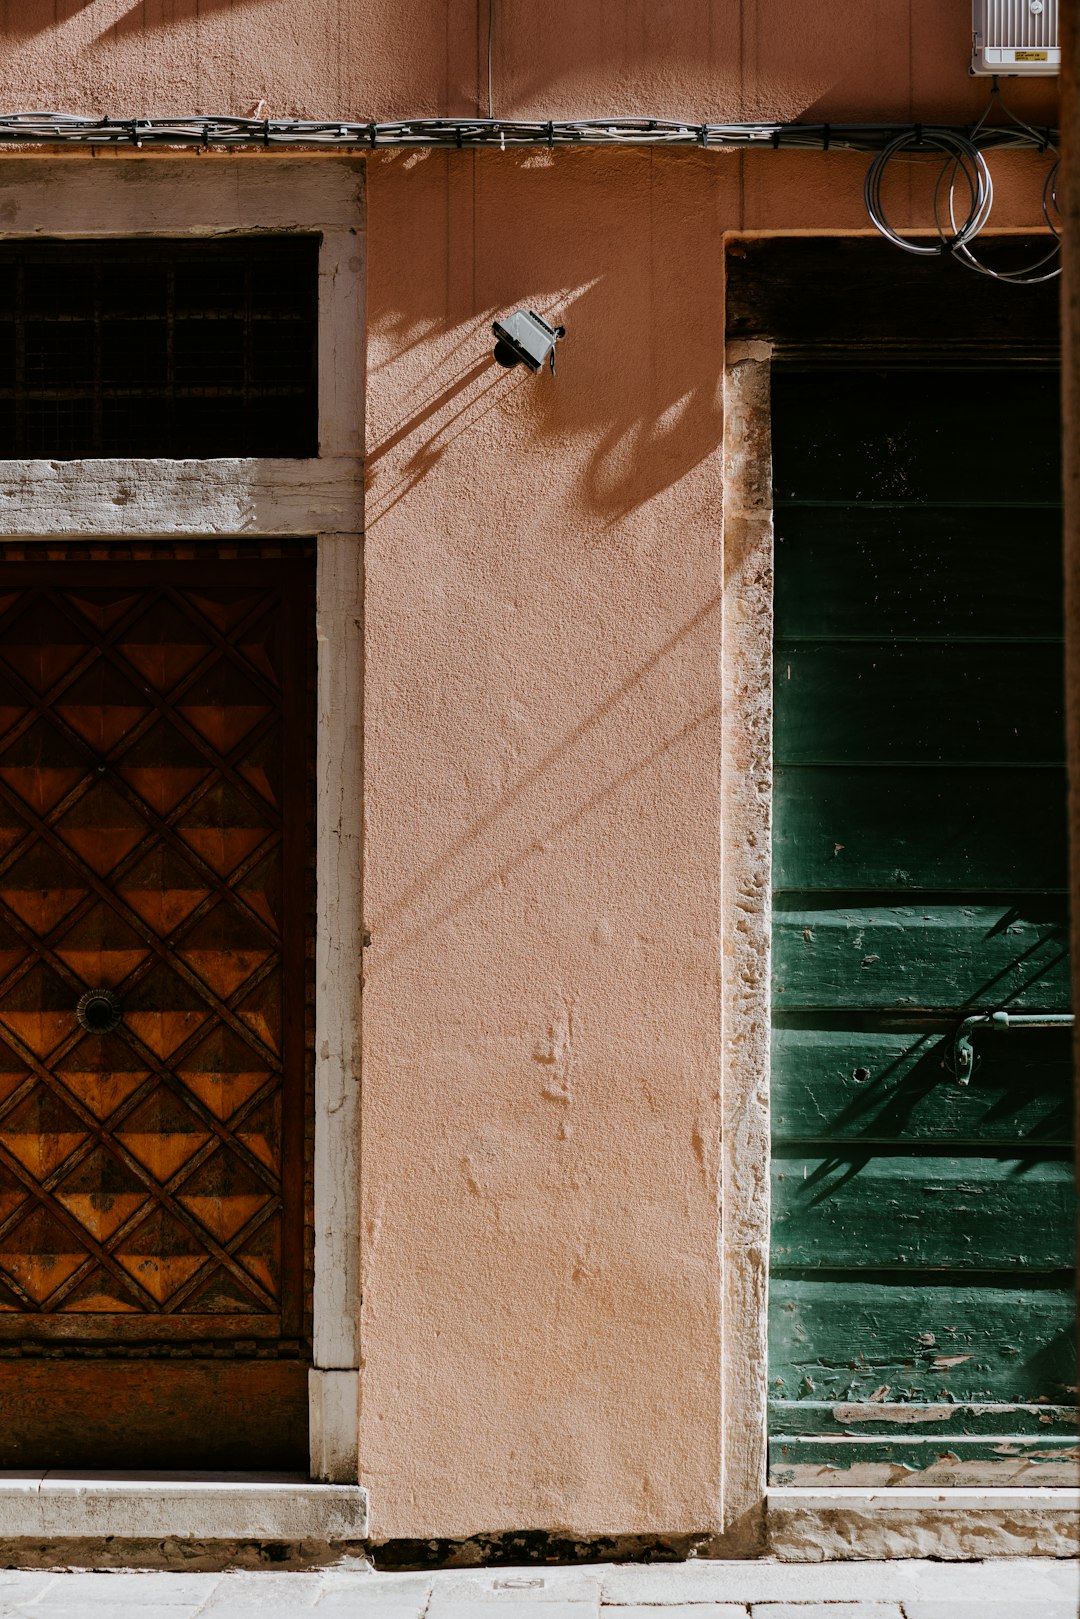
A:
0 1471 368 1541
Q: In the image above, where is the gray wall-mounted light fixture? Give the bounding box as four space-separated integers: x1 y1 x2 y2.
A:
492 310 566 374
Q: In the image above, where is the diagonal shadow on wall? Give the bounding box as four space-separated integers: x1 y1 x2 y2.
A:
365 148 728 526
96 0 274 41
0 0 94 37
0 0 268 41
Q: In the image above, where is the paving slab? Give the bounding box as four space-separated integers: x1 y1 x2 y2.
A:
0 1558 1074 1618
310 1601 430 1619
20 1570 217 1604
902 1607 1080 1619
320 1572 429 1598
311 1577 432 1619
8 1604 207 1619
0 1575 53 1598
424 1573 599 1619
748 1607 903 1618
599 1606 749 1618
426 1569 603 1619
189 1612 319 1619
427 1605 598 1619
429 1572 604 1602
195 1571 325 1611
311 1575 430 1618
195 1611 324 1619
600 1558 1079 1605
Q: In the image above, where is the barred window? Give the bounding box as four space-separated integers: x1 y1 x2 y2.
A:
0 236 319 459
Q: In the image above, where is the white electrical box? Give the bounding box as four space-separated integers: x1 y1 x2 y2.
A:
972 0 1059 74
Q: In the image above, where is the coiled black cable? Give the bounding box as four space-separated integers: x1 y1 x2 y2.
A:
864 128 993 257
863 87 1060 284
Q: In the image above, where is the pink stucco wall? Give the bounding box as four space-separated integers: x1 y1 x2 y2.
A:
0 1 1058 125
0 1 1062 1544
360 146 1059 1544
363 146 730 1541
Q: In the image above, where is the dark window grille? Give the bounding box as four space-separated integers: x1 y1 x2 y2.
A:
0 237 319 458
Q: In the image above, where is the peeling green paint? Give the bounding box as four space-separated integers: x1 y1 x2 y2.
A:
768 365 1077 1484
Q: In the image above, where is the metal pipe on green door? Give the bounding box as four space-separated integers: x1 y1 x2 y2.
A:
952 1010 1075 1084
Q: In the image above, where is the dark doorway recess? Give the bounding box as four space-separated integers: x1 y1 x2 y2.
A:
0 237 319 459
0 544 315 1468
726 235 1059 359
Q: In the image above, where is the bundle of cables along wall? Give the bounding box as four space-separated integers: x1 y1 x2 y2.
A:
862 87 1060 283
0 86 1059 283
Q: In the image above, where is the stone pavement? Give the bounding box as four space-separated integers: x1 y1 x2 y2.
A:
0 1558 1076 1619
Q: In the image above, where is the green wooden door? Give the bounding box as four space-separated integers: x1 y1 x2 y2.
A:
769 366 1078 1486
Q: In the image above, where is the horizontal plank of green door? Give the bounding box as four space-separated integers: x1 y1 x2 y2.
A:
773 903 1070 1011
774 766 1067 892
772 1023 1072 1144
772 370 1061 504
769 1431 1079 1483
774 507 1064 641
769 1274 1077 1404
774 643 1064 765
771 1152 1077 1270
770 1399 1078 1437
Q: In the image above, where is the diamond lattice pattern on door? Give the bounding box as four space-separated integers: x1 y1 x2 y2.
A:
0 582 287 1320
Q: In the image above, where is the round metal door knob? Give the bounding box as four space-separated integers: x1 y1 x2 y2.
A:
76 988 123 1036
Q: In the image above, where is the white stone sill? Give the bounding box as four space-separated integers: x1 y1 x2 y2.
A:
0 456 362 535
0 1472 368 1540
767 1485 1080 1559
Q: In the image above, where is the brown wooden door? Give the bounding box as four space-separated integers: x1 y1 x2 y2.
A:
0 552 312 1469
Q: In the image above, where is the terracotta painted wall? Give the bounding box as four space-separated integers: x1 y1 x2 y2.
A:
362 146 730 1541
0 0 1062 1545
0 1 1058 126
360 146 1060 1542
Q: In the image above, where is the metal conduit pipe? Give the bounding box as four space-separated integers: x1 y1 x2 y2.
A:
0 113 1058 153
952 1011 1075 1083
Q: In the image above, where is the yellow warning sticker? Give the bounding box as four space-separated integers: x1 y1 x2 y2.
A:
1015 50 1049 60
